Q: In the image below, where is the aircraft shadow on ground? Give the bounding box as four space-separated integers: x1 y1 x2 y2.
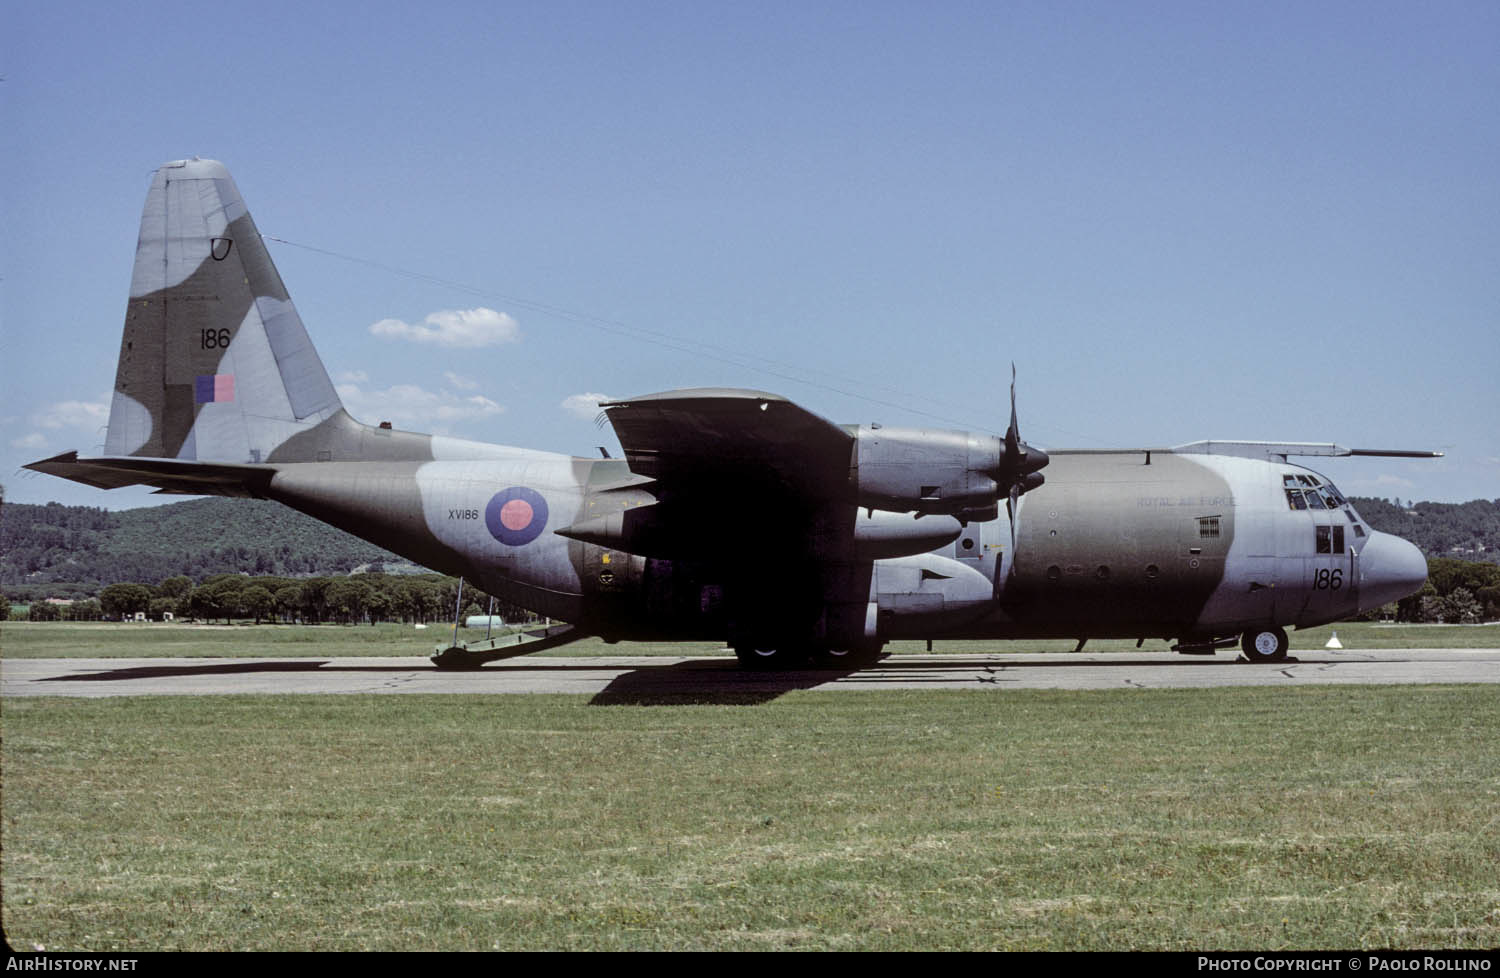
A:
33 656 849 705
34 653 1337 704
585 661 857 706
583 654 1318 705
40 660 335 682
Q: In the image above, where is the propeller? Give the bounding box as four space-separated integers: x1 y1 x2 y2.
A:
994 364 1048 593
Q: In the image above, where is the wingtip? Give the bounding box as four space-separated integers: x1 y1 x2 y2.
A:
23 449 80 471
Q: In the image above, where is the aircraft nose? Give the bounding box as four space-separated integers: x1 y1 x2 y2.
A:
1360 531 1428 610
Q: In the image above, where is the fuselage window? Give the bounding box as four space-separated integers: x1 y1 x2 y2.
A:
1304 489 1328 510
1317 526 1331 554
1198 516 1221 538
1333 525 1345 553
1286 489 1308 510
1353 524 1366 538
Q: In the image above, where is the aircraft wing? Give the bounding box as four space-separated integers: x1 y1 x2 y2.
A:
599 388 855 501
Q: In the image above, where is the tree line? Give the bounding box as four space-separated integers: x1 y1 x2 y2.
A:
1385 556 1500 624
7 572 536 627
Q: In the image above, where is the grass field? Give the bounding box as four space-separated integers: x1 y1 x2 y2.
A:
3 619 1498 659
3 686 1498 950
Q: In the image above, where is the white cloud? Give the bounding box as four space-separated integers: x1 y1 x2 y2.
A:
444 371 479 390
335 369 370 384
335 380 504 433
561 392 613 421
370 308 520 348
32 399 109 430
7 398 107 458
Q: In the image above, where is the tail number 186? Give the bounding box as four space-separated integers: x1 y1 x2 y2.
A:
1314 568 1343 590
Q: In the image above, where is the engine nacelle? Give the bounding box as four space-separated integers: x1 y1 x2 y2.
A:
853 425 1004 514
854 511 964 560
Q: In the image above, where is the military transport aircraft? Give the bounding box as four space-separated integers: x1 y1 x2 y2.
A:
27 160 1438 669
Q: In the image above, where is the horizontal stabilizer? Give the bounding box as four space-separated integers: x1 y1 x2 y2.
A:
23 451 273 498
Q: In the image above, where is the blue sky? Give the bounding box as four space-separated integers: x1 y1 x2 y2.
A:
3 0 1497 507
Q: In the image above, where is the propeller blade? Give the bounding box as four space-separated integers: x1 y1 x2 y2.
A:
995 364 1046 601
1008 482 1019 555
1005 363 1020 460
997 482 1021 600
999 363 1047 485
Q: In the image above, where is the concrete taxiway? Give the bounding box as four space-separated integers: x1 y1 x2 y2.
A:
3 650 1497 699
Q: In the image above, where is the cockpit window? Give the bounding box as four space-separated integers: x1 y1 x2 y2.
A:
1284 472 1357 517
1328 480 1363 523
1315 526 1346 553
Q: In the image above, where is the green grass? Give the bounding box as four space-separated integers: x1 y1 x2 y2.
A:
3 619 1497 659
3 686 1497 950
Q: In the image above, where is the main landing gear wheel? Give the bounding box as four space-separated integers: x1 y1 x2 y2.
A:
809 643 885 670
1241 626 1289 663
733 643 809 670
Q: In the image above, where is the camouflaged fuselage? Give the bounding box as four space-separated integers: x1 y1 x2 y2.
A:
248 435 1415 646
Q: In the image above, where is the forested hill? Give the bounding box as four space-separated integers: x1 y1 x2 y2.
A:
3 495 1497 597
1348 497 1499 563
2 498 409 596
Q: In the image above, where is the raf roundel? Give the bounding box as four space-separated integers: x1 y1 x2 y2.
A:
485 487 549 546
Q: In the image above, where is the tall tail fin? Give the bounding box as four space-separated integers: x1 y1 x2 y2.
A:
104 158 343 464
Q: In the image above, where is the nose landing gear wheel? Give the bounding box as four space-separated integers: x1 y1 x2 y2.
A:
1241 626 1289 663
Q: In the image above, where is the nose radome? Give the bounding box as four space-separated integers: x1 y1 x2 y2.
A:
1360 531 1428 610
